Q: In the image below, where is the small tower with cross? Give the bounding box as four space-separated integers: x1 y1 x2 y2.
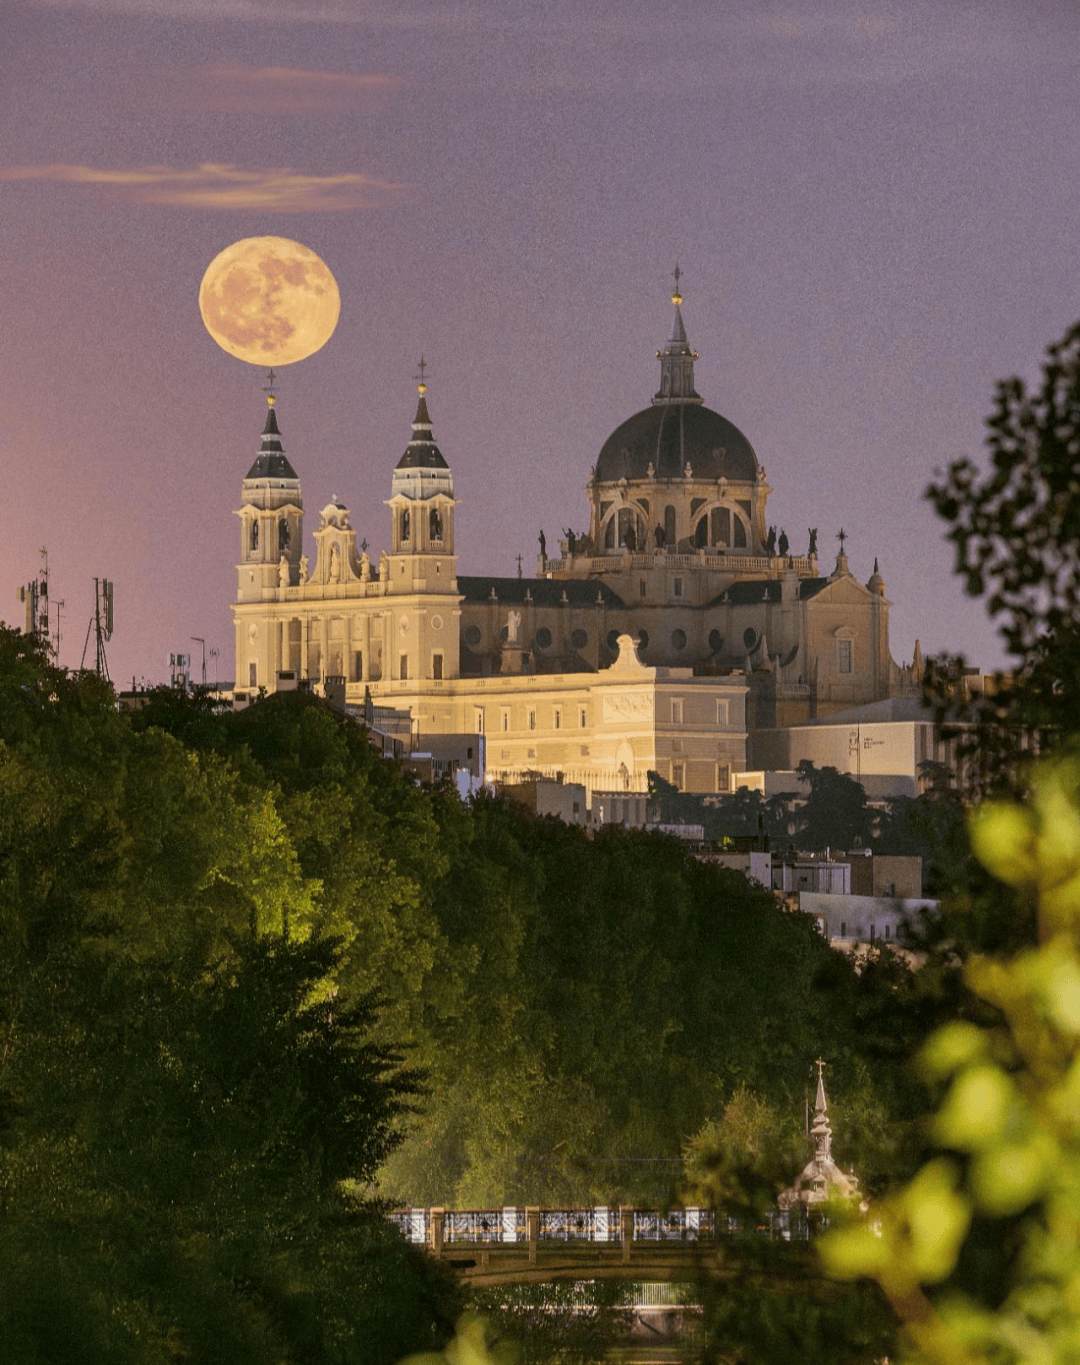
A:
234 371 305 690
384 360 460 682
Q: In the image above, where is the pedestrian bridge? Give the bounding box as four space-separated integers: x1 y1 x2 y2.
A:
389 1206 809 1287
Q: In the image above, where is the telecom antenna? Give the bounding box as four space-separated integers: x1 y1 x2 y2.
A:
80 577 114 680
17 547 50 642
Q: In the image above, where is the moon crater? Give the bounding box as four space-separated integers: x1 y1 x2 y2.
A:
199 236 340 366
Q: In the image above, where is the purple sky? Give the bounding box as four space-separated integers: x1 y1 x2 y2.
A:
3 1 1078 688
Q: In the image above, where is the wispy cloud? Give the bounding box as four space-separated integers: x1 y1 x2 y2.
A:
176 64 406 113
0 162 414 211
21 0 479 26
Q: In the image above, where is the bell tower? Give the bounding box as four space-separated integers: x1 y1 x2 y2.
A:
385 369 458 594
236 393 304 593
383 369 461 682
235 390 304 691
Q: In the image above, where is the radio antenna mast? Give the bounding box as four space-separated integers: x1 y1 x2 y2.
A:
80 578 114 680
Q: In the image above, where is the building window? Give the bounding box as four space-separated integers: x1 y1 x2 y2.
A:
671 698 683 724
249 662 257 687
716 763 730 793
639 579 647 599
475 708 484 733
870 923 876 943
885 924 891 940
399 654 408 680
837 639 853 674
840 920 846 939
672 762 684 789
553 707 562 730
716 700 729 725
432 652 443 680
354 650 363 681
579 707 587 728
673 577 683 598
528 709 536 731
502 709 510 732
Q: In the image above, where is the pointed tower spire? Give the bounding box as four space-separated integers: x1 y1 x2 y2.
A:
653 263 703 406
810 1059 833 1164
397 360 448 470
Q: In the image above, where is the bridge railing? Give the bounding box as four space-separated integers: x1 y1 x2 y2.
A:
389 1205 756 1251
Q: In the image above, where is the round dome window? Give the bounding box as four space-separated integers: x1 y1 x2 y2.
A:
535 627 552 650
465 625 481 648
571 628 588 649
671 629 687 650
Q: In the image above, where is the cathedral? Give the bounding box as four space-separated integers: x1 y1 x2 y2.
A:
232 280 922 798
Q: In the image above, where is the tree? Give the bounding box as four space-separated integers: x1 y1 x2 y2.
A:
794 760 874 851
816 320 1080 1361
926 319 1080 789
0 632 463 1361
822 749 1080 1365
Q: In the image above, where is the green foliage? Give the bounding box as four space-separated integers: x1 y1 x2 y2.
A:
0 629 462 1361
794 760 874 851
925 320 1080 793
822 749 1080 1365
693 1254 897 1365
383 796 863 1207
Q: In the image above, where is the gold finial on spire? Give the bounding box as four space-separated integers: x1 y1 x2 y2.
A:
671 261 683 307
263 368 278 407
414 355 428 396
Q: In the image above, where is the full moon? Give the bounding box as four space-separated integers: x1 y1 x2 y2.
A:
199 237 340 366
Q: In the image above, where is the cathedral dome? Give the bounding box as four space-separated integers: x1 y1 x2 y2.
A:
595 402 759 484
594 275 760 485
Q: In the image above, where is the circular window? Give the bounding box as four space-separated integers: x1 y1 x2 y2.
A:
571 628 588 649
464 625 481 648
743 627 758 650
637 629 649 650
431 614 444 631
671 629 687 650
535 627 552 650
709 629 724 652
606 629 621 652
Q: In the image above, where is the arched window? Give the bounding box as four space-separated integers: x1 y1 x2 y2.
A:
664 505 677 547
400 509 410 542
429 507 443 542
278 518 290 551
250 521 259 552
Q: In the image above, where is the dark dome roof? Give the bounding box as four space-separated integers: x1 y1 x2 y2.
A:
596 403 759 484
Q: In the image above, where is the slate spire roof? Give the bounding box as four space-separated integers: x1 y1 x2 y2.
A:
245 397 298 480
396 380 449 470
